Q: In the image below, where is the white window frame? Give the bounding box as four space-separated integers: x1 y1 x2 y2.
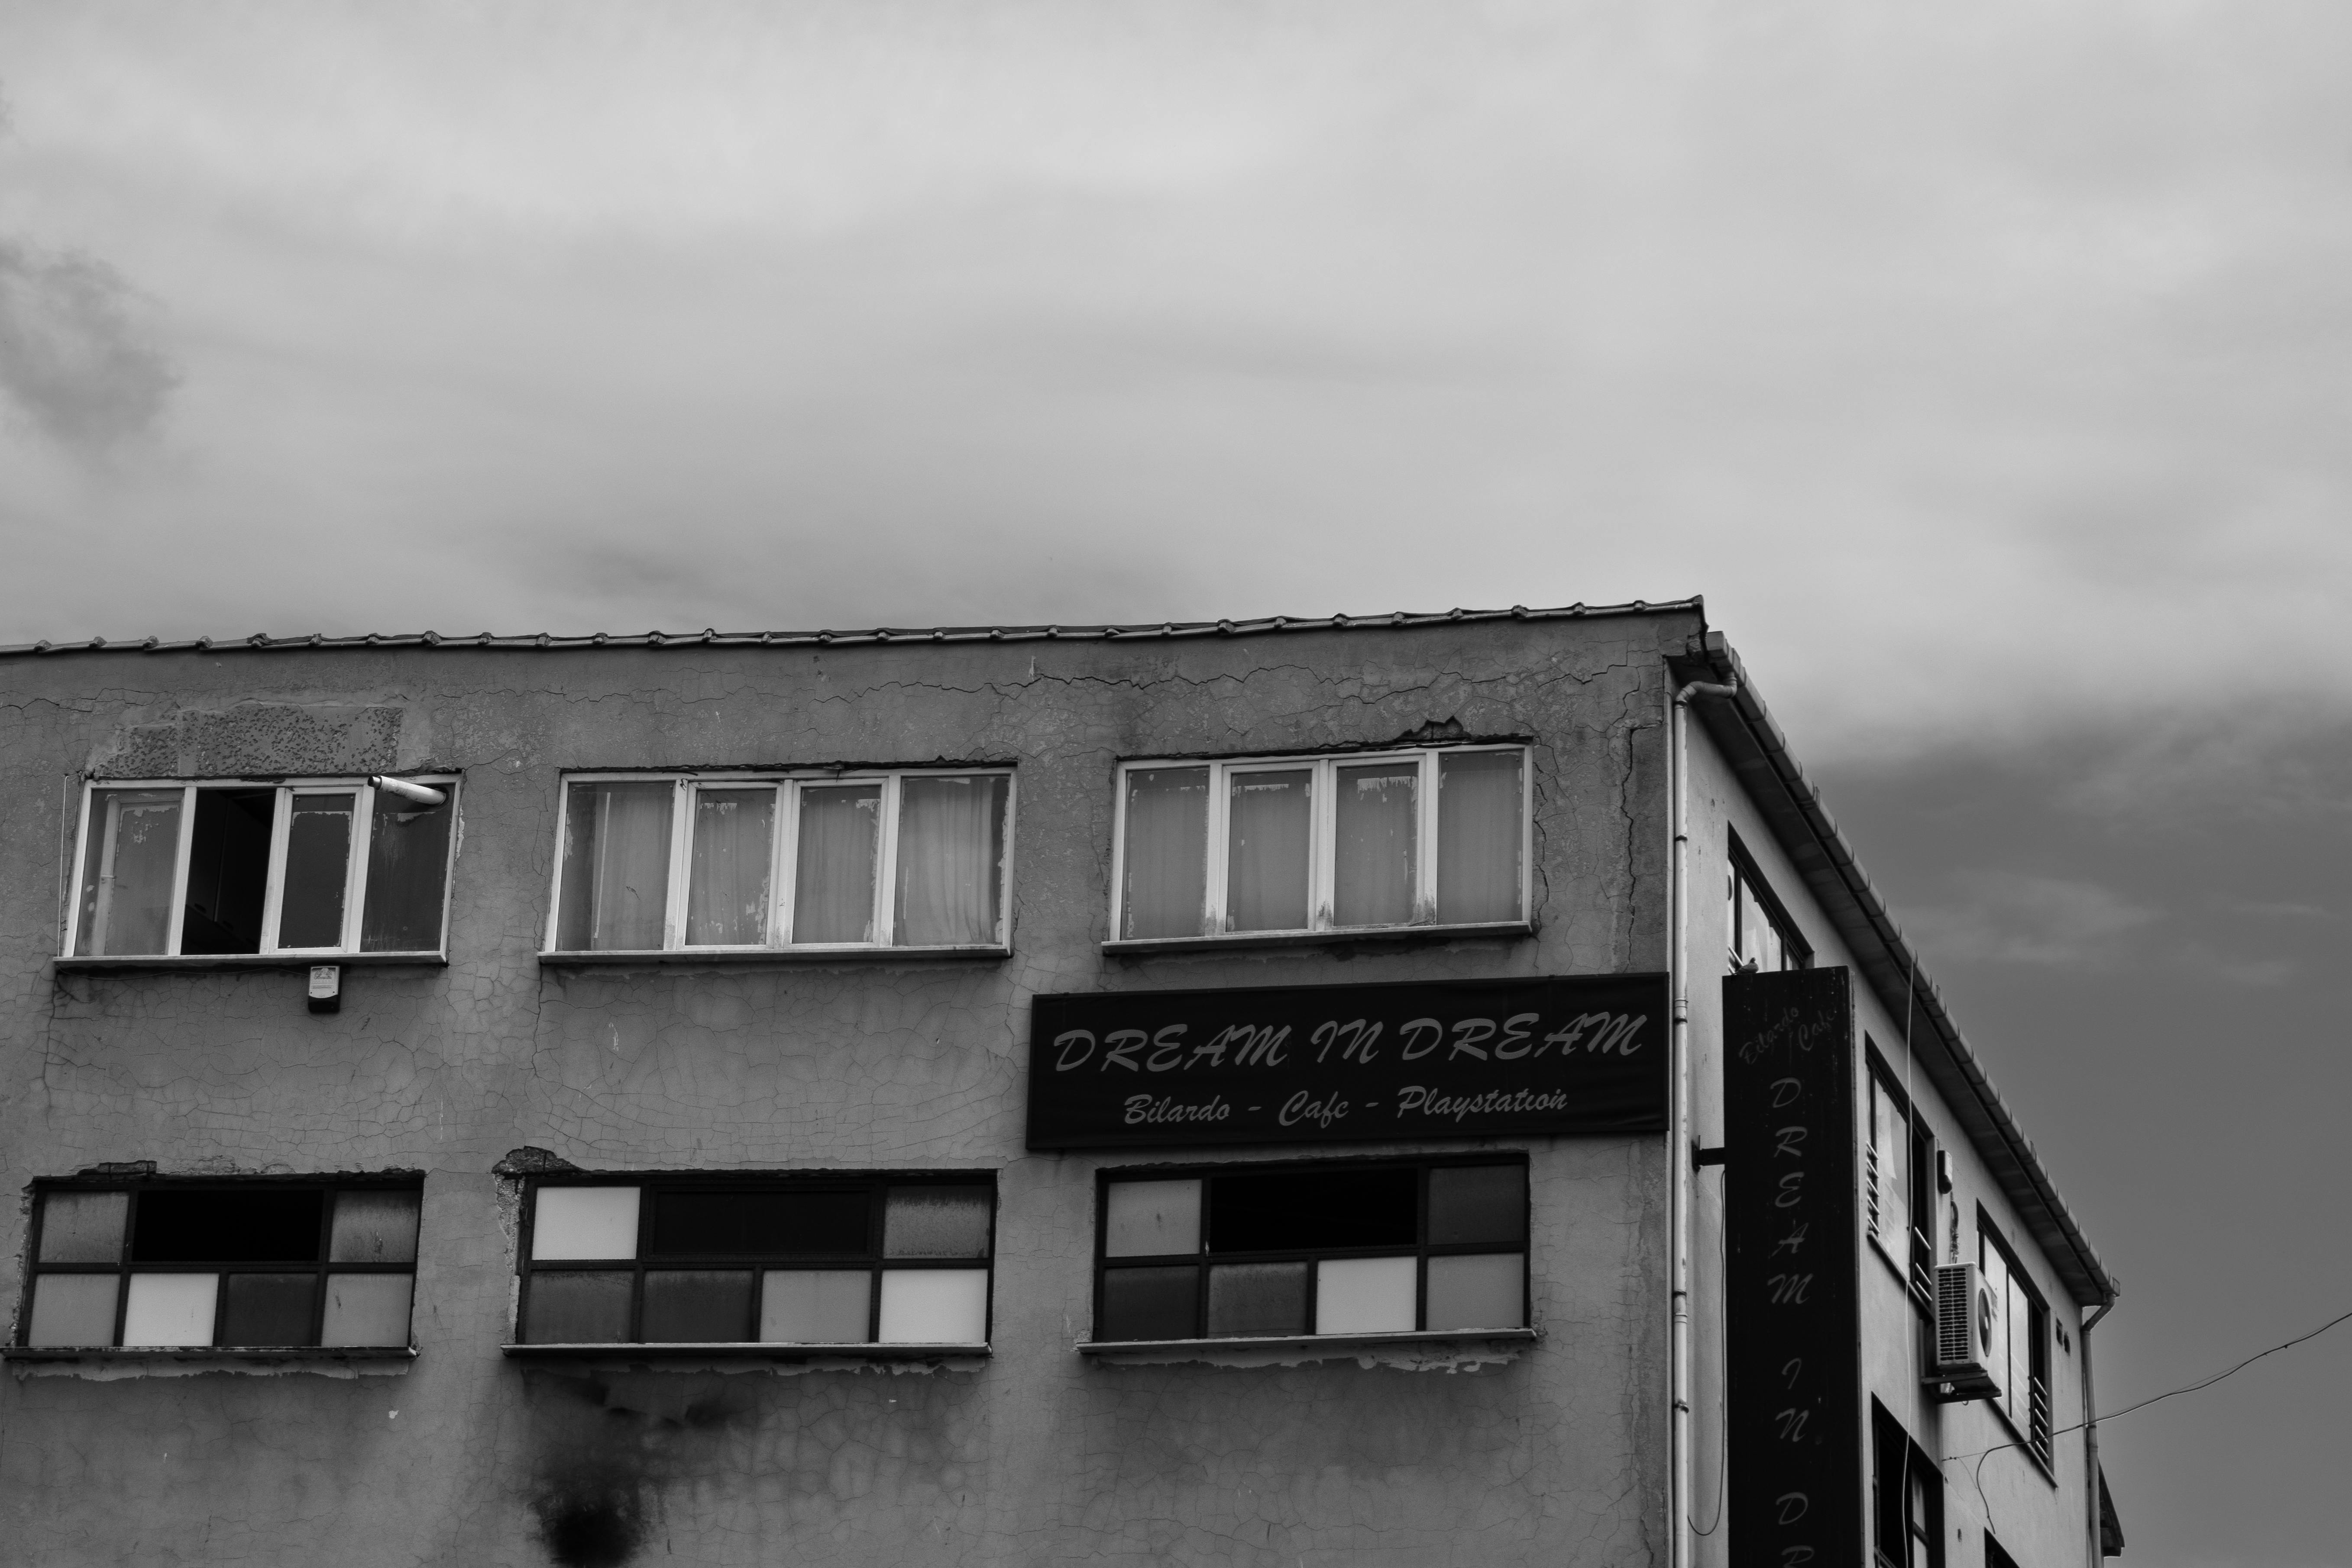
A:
1106 745 1532 947
61 776 459 960
542 768 1017 955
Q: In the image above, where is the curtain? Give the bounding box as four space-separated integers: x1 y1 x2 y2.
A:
1436 751 1521 923
793 784 881 943
1226 769 1311 931
686 788 775 946
79 788 182 956
1333 763 1417 925
1121 768 1208 939
1873 1083 1909 1254
894 776 1006 946
556 782 672 950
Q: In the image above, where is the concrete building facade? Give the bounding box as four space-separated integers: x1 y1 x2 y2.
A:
0 602 2119 1566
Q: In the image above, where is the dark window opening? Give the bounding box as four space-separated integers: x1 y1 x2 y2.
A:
1728 834 1809 974
180 789 275 954
1873 1400 1944 1568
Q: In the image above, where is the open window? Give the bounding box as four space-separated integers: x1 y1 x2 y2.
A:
66 778 457 959
545 770 1013 954
1980 1216 2055 1467
1727 832 1807 973
1088 1156 1530 1345
512 1175 995 1350
1872 1400 1944 1568
1109 746 1529 946
15 1179 421 1351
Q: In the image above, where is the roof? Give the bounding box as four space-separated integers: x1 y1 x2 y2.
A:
1674 629 2118 1308
0 599 1704 660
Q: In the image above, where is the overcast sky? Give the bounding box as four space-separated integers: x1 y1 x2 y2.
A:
3 3 2347 1562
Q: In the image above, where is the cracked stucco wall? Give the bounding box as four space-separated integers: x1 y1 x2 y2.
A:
0 616 1690 1566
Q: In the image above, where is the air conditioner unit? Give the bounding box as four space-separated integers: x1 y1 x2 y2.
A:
1926 1262 2003 1402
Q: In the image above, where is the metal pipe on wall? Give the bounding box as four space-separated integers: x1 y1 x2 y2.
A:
2081 1298 2116 1567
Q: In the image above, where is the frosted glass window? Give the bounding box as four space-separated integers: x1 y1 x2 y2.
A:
37 1190 129 1263
1099 1265 1198 1341
1314 1256 1417 1334
278 793 356 948
1333 763 1417 926
1427 1165 1525 1247
1226 769 1311 931
793 784 882 943
523 1271 632 1344
1104 1180 1202 1258
26 1274 120 1347
556 781 673 950
1425 1253 1524 1331
882 1187 993 1259
221 1273 318 1346
877 1268 989 1343
321 1273 414 1347
642 1270 756 1342
123 1272 219 1346
895 775 1009 946
1121 767 1209 939
532 1187 641 1261
686 788 775 946
1207 1261 1308 1337
329 1190 420 1264
760 1271 872 1343
1436 751 1522 924
75 788 184 957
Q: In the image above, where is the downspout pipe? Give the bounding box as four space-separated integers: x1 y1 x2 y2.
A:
2081 1297 2118 1565
1669 674 1738 1568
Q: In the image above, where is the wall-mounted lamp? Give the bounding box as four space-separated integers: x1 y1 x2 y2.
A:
370 775 448 807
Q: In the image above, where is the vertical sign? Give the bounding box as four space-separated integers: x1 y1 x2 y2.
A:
1724 967 1861 1566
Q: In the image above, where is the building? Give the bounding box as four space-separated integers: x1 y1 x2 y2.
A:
0 601 2122 1566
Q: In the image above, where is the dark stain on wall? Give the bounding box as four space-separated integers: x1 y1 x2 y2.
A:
524 1368 768 1567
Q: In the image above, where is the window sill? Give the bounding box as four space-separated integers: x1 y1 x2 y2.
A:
54 952 446 973
1077 1327 1537 1366
3 1345 416 1377
502 1342 988 1362
538 946 1009 967
1102 922 1532 957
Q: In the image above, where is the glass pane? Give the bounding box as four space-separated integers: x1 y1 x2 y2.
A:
1425 1253 1524 1330
792 784 881 943
522 1270 632 1344
1427 1165 1526 1247
1207 1167 1416 1253
894 775 1009 946
26 1273 120 1347
221 1273 319 1346
329 1190 420 1264
1104 1179 1201 1259
133 1189 324 1264
642 1270 756 1342
360 788 453 951
1226 769 1311 931
686 788 775 946
123 1272 219 1346
38 1190 129 1262
1098 1264 1197 1342
532 1187 641 1261
277 792 355 948
181 789 275 955
877 1268 988 1343
648 1189 870 1259
555 781 673 950
1207 1261 1309 1337
76 788 182 956
1334 763 1417 926
321 1273 414 1347
883 1187 992 1259
1121 767 1209 940
1436 751 1522 924
760 1270 872 1342
1313 1256 1417 1334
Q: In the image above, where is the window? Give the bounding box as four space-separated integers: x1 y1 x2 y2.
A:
1865 1048 1938 1303
16 1180 420 1350
66 778 457 958
1110 746 1527 943
1728 836 1805 972
546 770 1013 953
1980 1220 2054 1465
1090 1157 1528 1343
1873 1400 1944 1568
515 1176 994 1347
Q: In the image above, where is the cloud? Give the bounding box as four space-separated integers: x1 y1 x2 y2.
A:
1903 870 2158 969
0 241 178 453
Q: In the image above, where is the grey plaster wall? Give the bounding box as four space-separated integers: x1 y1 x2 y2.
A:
0 617 1689 1567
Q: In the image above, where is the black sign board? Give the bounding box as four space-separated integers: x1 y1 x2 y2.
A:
1026 973 1667 1151
1724 966 1863 1566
